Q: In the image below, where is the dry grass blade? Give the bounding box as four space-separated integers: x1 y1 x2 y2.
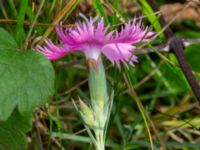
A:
123 73 155 150
123 73 167 150
0 19 75 28
38 0 79 45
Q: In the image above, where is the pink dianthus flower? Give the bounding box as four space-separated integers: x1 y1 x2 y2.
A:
36 14 154 68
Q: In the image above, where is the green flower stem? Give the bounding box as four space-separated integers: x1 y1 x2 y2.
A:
95 129 105 150
87 56 109 150
88 56 108 109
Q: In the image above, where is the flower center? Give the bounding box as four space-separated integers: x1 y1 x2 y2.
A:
84 46 101 61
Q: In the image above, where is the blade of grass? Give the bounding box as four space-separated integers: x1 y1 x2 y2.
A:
145 54 176 95
52 132 91 143
55 94 62 141
165 141 200 149
0 0 8 19
26 5 35 22
140 91 175 100
115 113 126 147
123 73 154 150
111 0 120 24
161 117 200 129
8 0 17 18
52 132 120 149
24 0 45 50
149 80 162 113
92 0 109 23
123 72 167 150
105 0 125 23
50 0 57 16
15 0 28 45
59 0 63 12
63 0 80 22
138 0 164 40
125 140 200 149
125 141 159 150
47 103 53 150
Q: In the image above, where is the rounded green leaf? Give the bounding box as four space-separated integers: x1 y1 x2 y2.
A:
0 28 18 50
0 109 32 150
0 28 55 120
0 127 27 150
0 50 55 120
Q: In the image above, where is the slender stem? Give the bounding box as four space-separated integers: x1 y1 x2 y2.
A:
88 57 108 109
85 55 109 150
95 129 105 150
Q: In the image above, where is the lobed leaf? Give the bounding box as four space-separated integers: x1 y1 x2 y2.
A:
0 109 32 150
0 28 55 120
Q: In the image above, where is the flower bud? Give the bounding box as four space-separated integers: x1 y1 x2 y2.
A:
79 99 97 128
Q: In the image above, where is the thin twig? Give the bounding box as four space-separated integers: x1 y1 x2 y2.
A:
34 121 45 150
55 59 85 70
62 79 88 96
0 19 75 28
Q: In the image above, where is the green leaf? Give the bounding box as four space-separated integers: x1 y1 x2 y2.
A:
0 109 32 150
0 28 17 50
184 43 200 72
0 127 26 150
0 28 55 120
0 50 55 120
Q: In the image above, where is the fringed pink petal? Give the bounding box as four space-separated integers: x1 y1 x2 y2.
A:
111 19 154 44
101 43 138 69
55 16 111 50
35 39 69 60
